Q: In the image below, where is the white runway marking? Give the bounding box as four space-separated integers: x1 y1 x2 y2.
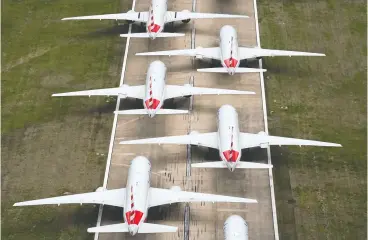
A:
253 0 280 238
93 0 137 239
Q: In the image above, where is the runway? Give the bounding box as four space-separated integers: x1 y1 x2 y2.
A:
94 0 279 238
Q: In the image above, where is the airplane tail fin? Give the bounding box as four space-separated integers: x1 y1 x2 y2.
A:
120 32 185 38
197 67 266 73
192 161 273 169
87 223 177 233
114 109 189 115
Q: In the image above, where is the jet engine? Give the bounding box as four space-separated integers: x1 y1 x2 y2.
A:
170 186 182 192
195 46 203 59
126 10 136 24
183 83 193 98
181 10 191 23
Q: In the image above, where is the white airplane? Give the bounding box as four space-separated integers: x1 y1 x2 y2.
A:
223 215 249 240
136 25 326 75
119 105 342 172
52 61 255 118
14 156 257 235
61 0 248 39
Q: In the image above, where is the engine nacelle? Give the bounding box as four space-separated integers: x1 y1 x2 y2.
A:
183 84 193 98
126 10 136 24
195 46 203 59
170 186 182 192
181 10 191 23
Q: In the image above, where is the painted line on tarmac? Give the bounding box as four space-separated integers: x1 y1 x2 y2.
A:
93 0 137 239
253 0 280 239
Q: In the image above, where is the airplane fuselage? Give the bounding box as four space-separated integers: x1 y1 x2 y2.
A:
143 60 167 117
123 156 152 235
217 104 242 171
224 215 248 240
220 25 240 75
146 0 167 38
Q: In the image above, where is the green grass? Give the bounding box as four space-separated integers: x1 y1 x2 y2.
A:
258 0 367 239
2 0 130 239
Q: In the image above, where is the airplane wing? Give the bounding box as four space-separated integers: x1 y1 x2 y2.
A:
136 47 222 60
88 222 177 233
164 85 255 99
148 187 257 207
120 132 219 149
52 85 145 99
238 47 326 60
239 132 342 149
13 189 126 208
62 11 149 22
165 11 248 23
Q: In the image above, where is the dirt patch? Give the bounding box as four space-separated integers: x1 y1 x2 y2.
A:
41 73 74 88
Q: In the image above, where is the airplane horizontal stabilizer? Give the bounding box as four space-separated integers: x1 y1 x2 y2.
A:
197 67 266 73
191 161 273 168
87 222 177 233
191 161 227 168
235 162 273 168
114 109 189 115
120 32 185 38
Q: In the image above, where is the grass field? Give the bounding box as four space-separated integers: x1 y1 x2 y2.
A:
258 0 367 239
2 0 130 239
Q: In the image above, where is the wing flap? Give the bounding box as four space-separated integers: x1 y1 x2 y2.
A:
164 85 255 99
240 132 342 149
62 12 148 22
13 189 126 207
136 47 221 60
119 132 218 149
165 11 248 23
239 47 326 60
148 188 257 207
52 85 145 99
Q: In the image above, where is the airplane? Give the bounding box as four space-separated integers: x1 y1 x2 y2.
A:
14 156 257 235
52 61 255 118
136 25 326 75
223 215 249 240
119 104 342 172
61 0 248 39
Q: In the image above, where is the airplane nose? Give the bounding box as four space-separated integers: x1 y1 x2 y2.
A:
128 224 138 235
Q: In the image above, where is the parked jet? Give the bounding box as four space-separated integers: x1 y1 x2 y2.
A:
136 25 326 75
120 105 342 172
223 215 249 240
14 156 257 235
62 0 248 39
52 61 254 118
